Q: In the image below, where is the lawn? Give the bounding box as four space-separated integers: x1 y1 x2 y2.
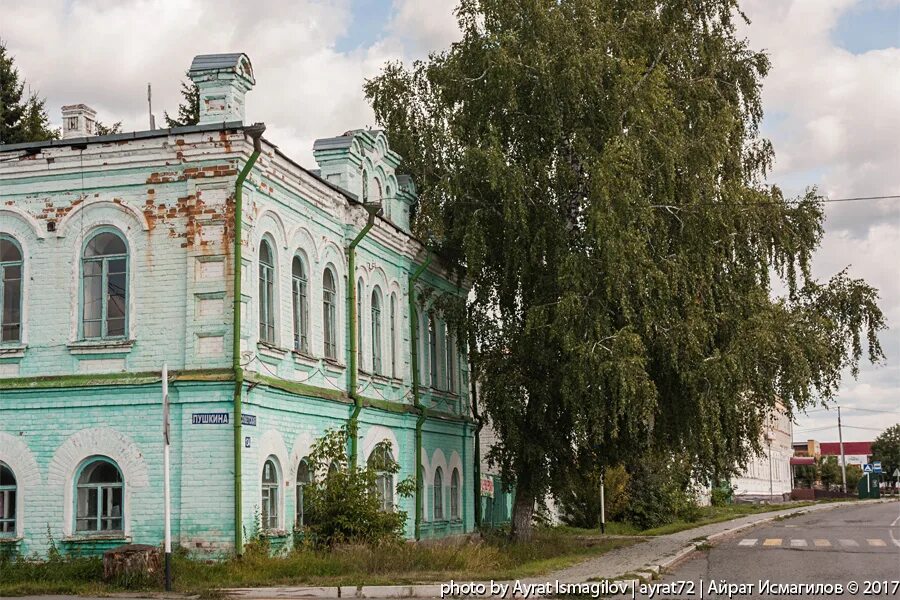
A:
560 500 824 537
0 530 638 597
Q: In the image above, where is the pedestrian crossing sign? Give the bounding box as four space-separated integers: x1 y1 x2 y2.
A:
863 464 873 473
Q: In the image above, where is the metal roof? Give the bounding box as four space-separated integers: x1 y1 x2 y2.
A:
0 121 244 153
189 53 249 74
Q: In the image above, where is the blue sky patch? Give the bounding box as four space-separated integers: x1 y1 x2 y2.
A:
335 0 394 53
832 2 900 54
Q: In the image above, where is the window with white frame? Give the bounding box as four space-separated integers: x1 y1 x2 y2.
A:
389 293 397 377
261 457 279 531
296 458 310 527
433 466 444 520
0 462 15 536
292 256 309 353
81 230 128 340
450 468 460 520
368 443 394 512
0 236 22 343
75 457 123 533
258 240 276 343
428 314 438 388
446 330 457 394
371 287 383 375
357 277 364 366
323 267 338 359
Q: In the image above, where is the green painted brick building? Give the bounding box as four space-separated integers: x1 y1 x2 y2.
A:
0 53 474 558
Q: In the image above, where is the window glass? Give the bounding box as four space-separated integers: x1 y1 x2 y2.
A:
0 237 23 343
259 240 275 343
368 445 394 512
0 463 16 535
292 256 309 352
261 458 279 530
371 289 382 375
323 268 337 359
82 231 128 340
296 459 310 526
433 466 444 520
76 458 123 533
450 468 460 520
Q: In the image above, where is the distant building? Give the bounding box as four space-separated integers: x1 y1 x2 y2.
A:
731 406 793 502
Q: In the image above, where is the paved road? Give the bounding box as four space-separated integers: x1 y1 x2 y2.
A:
621 501 900 599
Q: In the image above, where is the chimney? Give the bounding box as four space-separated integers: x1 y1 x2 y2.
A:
61 104 97 139
188 53 255 125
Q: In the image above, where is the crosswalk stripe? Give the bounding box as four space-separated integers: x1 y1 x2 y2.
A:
814 539 831 547
790 539 807 547
763 538 782 546
838 539 859 547
738 539 757 546
867 539 886 547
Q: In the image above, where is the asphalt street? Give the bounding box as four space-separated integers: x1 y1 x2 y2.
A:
625 500 900 600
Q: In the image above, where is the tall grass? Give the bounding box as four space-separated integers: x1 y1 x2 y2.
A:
0 529 635 595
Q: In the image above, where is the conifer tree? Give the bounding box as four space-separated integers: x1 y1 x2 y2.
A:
164 74 200 128
0 40 56 144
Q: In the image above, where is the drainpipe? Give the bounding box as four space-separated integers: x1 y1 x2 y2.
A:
469 334 483 530
232 123 266 556
409 256 432 540
347 202 383 464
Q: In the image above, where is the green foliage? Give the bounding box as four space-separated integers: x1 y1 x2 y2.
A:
871 424 900 475
845 464 862 490
302 427 411 546
794 463 817 488
0 39 57 144
164 73 200 128
559 465 629 527
95 121 122 136
365 0 885 538
622 453 699 530
710 481 735 506
818 456 842 490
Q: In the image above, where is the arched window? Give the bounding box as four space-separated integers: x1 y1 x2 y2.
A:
362 170 369 203
357 277 364 366
450 468 460 520
428 315 438 388
433 466 444 520
261 457 279 531
389 294 397 378
446 329 456 394
323 268 337 359
371 288 383 375
0 236 22 343
384 186 393 220
258 240 275 343
367 444 394 512
81 230 128 340
296 458 310 526
0 462 16 536
76 458 123 533
292 256 309 353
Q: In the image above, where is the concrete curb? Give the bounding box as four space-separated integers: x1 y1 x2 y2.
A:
224 500 898 599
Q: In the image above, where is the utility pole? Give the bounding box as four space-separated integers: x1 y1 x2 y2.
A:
599 470 606 534
838 407 847 494
767 437 774 501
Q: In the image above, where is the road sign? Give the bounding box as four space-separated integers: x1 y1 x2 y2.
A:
863 464 873 473
893 468 900 478
873 461 882 474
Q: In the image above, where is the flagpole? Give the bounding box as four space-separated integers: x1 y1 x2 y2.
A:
163 363 172 591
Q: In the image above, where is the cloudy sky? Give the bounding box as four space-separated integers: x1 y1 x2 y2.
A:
2 0 897 442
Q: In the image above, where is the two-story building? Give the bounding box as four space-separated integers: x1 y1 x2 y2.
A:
0 53 474 557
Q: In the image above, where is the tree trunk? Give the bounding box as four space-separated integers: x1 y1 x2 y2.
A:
103 544 161 583
510 488 535 541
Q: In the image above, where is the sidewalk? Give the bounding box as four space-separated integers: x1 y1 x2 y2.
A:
225 500 892 599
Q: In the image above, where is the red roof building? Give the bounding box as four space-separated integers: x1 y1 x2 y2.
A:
819 441 873 456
